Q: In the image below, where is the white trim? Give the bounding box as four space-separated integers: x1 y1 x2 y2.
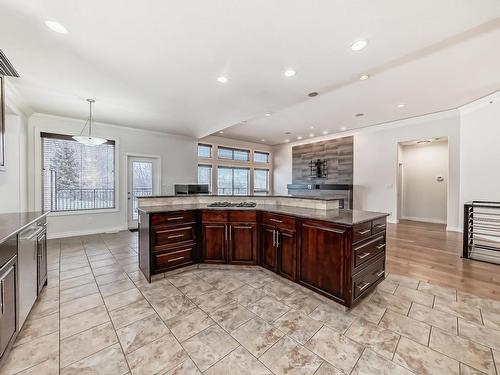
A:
458 90 500 114
446 226 462 233
47 226 127 239
400 216 447 224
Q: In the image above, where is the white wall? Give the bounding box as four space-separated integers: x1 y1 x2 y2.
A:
400 141 448 224
460 95 500 225
28 114 197 238
272 110 461 230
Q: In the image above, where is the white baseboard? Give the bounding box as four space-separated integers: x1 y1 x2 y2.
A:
387 218 399 224
400 216 447 224
48 226 128 239
446 226 462 233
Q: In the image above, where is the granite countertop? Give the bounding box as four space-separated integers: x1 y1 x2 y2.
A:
138 195 344 202
138 204 388 226
0 211 49 245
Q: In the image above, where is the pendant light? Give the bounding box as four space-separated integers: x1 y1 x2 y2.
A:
72 99 107 146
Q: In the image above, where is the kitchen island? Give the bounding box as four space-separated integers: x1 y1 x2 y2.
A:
138 196 388 308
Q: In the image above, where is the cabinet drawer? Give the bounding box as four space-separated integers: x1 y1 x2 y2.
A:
153 246 193 270
353 234 386 269
372 217 387 235
229 210 256 223
262 213 296 231
153 225 195 247
151 211 196 227
201 210 228 222
352 221 372 243
353 254 385 299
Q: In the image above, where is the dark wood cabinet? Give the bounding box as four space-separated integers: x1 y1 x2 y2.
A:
229 223 257 264
0 255 16 359
36 230 47 295
278 229 296 280
261 224 277 271
299 220 348 303
202 223 227 263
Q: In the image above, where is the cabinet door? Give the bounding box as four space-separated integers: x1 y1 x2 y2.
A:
260 225 277 272
229 223 257 264
202 223 227 263
278 229 296 281
37 231 48 294
0 259 16 358
299 221 347 301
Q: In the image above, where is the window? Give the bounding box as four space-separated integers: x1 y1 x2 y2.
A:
197 164 212 192
217 167 249 195
197 143 212 158
254 151 269 163
41 133 115 212
254 169 269 195
217 146 250 161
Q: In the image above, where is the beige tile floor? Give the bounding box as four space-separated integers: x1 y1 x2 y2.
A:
2 231 500 375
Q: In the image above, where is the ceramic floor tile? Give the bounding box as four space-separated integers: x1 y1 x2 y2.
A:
59 272 96 290
211 276 245 293
481 309 500 330
60 292 104 319
109 298 156 329
262 279 296 300
394 285 435 307
205 346 272 375
309 302 355 332
14 355 59 375
231 317 284 357
345 318 400 360
168 308 215 342
248 295 290 323
314 362 343 375
60 304 110 339
493 350 499 375
210 302 255 332
260 336 323 375
99 278 136 297
385 274 420 289
182 325 239 372
429 327 496 375
117 314 169 354
434 298 483 324
273 310 323 345
163 358 202 375
1 331 59 374
393 337 459 375
306 326 363 374
60 281 99 303
408 302 458 334
226 285 267 307
379 310 431 345
93 263 124 276
191 289 235 312
167 273 201 288
60 266 92 280
349 299 387 325
418 281 457 301
457 291 500 313
152 294 196 321
178 279 215 298
369 291 412 315
61 343 129 375
281 291 322 315
14 312 59 347
104 288 145 311
60 322 118 368
375 279 399 294
352 349 414 375
139 280 183 304
459 319 500 351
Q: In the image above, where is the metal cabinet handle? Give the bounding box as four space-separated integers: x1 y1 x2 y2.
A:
358 252 370 259
358 229 371 235
167 256 185 262
269 218 283 223
376 270 385 277
374 224 386 229
167 234 184 239
229 225 232 241
272 230 276 247
225 225 228 241
375 244 386 250
167 216 184 221
276 232 280 247
357 282 370 291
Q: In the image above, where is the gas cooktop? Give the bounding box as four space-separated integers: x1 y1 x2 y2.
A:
207 201 257 208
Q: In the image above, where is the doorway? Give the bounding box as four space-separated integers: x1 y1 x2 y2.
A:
127 155 160 229
397 138 448 224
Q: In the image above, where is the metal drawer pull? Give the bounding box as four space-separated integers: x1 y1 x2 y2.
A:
358 252 370 259
375 244 386 250
358 282 370 291
276 233 280 247
376 270 385 277
167 216 184 221
358 229 371 235
374 224 386 229
167 256 185 262
269 218 283 223
167 234 185 239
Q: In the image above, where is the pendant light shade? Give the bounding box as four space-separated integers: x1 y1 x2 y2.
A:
73 99 107 146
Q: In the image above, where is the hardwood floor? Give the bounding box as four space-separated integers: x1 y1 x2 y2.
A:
386 220 500 301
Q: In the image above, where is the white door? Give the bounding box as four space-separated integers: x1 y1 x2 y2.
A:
127 156 159 229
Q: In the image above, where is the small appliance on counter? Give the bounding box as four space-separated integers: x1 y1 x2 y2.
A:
174 184 209 195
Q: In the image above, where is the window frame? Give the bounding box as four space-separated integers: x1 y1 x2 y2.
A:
253 151 270 164
217 166 250 196
253 168 270 195
197 143 212 158
197 164 213 193
217 146 250 162
40 132 117 213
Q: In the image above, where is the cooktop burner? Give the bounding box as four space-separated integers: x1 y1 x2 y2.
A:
207 201 257 208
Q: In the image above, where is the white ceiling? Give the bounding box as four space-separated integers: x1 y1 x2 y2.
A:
1 1 500 142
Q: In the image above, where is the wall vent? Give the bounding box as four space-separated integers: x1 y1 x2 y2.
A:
0 49 19 77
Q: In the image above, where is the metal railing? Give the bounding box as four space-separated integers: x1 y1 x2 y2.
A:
51 188 115 211
463 201 500 265
217 188 249 195
132 187 153 219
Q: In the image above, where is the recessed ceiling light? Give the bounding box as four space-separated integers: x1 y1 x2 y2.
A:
309 133 315 137
355 113 364 117
284 131 292 135
219 131 224 134
261 139 266 142
397 103 406 108
322 130 328 135
44 20 68 34
265 112 271 117
297 136 303 140
284 69 296 77
416 139 431 144
340 126 347 131
351 40 368 51
359 74 370 81
217 76 228 83
310 126 314 129
308 92 319 97
285 139 290 143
